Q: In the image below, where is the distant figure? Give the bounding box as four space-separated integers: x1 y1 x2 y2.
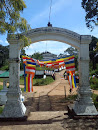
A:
47 22 52 27
69 88 72 94
64 71 68 80
43 71 46 79
43 75 46 79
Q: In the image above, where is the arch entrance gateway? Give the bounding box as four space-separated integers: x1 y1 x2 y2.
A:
2 27 98 118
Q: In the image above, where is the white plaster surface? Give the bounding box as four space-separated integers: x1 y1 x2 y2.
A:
3 27 97 118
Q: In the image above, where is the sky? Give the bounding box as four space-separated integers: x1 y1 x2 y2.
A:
0 0 98 56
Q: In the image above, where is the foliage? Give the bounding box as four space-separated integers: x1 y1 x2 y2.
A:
0 65 9 70
31 52 43 60
74 55 78 70
95 42 98 52
20 76 24 85
20 75 54 86
0 106 4 114
33 76 54 86
90 68 98 76
92 94 98 110
0 44 9 68
89 36 98 70
64 46 78 56
60 94 98 110
36 66 53 71
20 48 26 55
0 85 3 91
81 0 98 30
0 0 31 46
65 95 77 101
20 48 26 70
21 87 24 92
89 36 98 52
90 77 98 90
0 0 29 34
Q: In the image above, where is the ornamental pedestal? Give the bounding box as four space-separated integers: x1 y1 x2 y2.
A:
1 38 26 118
72 36 98 116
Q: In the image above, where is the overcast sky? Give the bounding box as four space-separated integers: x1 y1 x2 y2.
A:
0 0 98 55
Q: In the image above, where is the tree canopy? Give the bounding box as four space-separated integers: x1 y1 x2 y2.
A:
81 0 98 30
31 52 43 60
0 44 9 68
0 0 31 46
64 46 78 56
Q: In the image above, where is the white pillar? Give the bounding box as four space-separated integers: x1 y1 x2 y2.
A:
2 35 26 118
73 35 98 115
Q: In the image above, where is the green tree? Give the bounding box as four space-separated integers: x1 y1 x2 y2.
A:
89 36 98 70
20 48 26 70
81 0 98 30
20 48 26 55
0 44 9 68
31 52 43 60
64 46 78 56
95 42 98 52
0 0 31 46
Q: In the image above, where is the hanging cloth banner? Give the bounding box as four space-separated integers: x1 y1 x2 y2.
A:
26 74 33 92
64 55 75 73
38 55 75 70
22 55 36 92
68 71 77 89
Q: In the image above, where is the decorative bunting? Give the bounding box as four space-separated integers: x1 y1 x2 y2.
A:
22 55 36 92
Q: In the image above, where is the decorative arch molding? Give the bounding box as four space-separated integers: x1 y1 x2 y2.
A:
2 26 97 118
23 27 81 49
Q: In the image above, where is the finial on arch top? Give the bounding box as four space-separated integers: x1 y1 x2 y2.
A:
47 22 52 27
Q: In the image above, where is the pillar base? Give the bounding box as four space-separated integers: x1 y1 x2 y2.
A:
73 101 98 116
0 89 8 105
1 88 26 118
67 104 98 119
1 99 26 118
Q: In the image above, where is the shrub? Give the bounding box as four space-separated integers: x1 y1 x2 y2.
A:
33 76 54 86
90 77 98 90
92 94 98 110
0 65 9 70
90 69 98 76
0 85 3 91
0 106 4 114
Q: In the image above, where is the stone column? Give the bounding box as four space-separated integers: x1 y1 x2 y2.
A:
0 79 8 105
73 35 98 115
2 35 26 118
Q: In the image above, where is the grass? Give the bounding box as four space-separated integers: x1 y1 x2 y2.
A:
20 76 54 86
0 85 3 91
92 93 98 110
0 78 4 82
33 76 54 86
0 106 4 114
36 66 53 71
0 65 9 71
21 87 25 92
20 76 24 85
60 94 78 103
90 77 98 90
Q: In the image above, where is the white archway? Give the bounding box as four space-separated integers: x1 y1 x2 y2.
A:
23 27 80 49
2 27 98 118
